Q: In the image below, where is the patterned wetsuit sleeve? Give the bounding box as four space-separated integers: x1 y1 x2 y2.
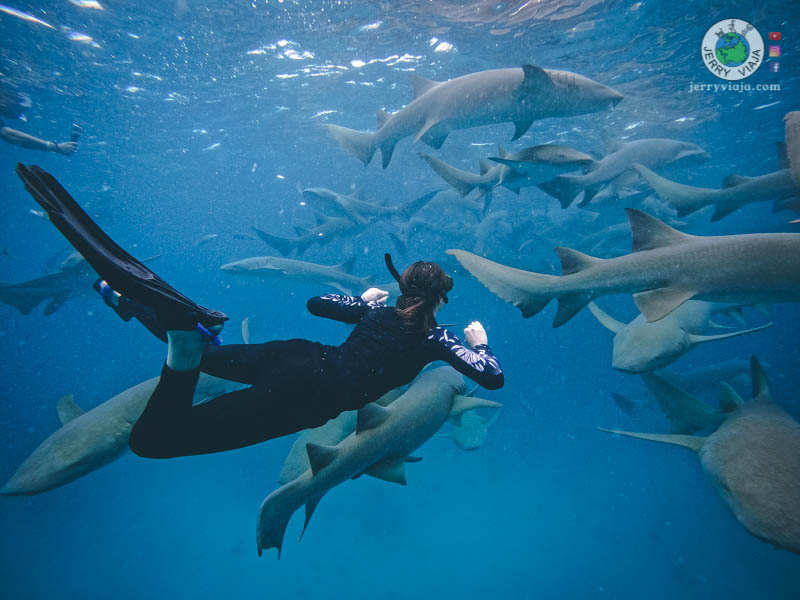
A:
306 294 382 324
428 327 504 390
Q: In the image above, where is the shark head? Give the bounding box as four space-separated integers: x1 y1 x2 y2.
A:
672 141 711 163
612 323 689 373
220 257 283 274
545 69 623 116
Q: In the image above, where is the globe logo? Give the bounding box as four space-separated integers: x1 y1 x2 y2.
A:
701 19 764 81
715 32 750 67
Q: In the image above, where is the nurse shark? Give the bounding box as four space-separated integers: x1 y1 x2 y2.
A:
633 163 799 221
447 209 800 327
2 374 239 495
587 300 772 373
256 366 501 557
537 137 709 208
326 64 622 168
601 358 800 555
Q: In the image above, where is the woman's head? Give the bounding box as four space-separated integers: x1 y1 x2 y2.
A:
386 254 453 332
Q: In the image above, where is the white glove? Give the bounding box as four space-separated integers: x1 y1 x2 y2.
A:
361 287 389 304
464 321 488 347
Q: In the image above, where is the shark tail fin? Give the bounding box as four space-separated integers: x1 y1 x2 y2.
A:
641 372 724 434
446 249 559 321
397 189 440 220
256 488 296 559
325 123 376 167
252 227 295 256
419 153 477 196
598 427 706 452
537 175 584 208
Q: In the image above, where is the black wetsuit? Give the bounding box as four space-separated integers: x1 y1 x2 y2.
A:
129 294 503 458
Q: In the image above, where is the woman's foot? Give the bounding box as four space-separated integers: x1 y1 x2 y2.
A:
166 324 223 371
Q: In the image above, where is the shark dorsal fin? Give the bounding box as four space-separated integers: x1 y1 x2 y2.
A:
519 64 554 93
722 173 754 188
719 381 745 413
555 246 602 276
306 443 339 476
450 395 502 417
587 302 626 334
356 403 391 433
409 73 440 99
750 356 773 404
376 109 390 130
478 159 493 175
336 256 356 274
56 394 85 425
364 457 407 485
601 134 626 153
641 372 722 434
599 428 706 452
626 208 694 252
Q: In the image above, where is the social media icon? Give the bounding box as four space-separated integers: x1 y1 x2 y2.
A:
769 45 781 57
770 62 780 73
769 32 781 40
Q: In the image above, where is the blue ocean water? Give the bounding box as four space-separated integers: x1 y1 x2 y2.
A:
1 1 799 598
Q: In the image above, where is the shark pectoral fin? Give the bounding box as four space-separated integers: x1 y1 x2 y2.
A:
409 73 440 99
587 302 625 334
719 381 745 413
356 403 391 433
553 292 593 327
300 494 325 541
511 119 533 141
688 322 773 347
626 208 694 252
634 287 696 322
598 427 706 452
364 457 407 485
414 119 441 144
56 394 85 425
450 395 503 417
306 443 339 476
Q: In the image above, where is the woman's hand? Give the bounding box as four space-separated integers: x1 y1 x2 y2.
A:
464 321 488 347
54 141 78 155
361 287 389 303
